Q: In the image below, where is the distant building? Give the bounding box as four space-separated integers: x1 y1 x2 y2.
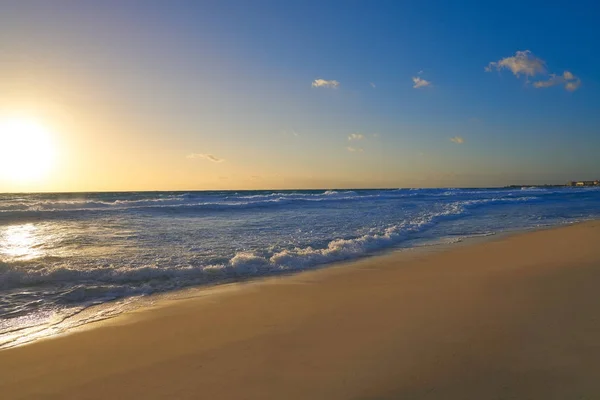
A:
568 180 599 187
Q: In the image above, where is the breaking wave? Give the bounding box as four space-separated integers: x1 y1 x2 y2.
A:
2 186 598 348
0 195 538 293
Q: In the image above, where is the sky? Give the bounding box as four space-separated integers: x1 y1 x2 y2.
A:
0 0 599 192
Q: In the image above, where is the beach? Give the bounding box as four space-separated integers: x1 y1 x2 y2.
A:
1 220 600 399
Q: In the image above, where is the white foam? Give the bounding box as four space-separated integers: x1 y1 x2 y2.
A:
2 187 596 348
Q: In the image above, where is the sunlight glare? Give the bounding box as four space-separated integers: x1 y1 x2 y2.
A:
0 224 42 260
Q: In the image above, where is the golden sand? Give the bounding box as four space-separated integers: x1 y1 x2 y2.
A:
2 221 600 399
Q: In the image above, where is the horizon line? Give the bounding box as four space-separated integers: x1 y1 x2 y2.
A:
0 184 579 195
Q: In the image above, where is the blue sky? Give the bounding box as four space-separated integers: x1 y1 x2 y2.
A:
0 0 599 191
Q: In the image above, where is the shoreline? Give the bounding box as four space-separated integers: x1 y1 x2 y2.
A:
0 219 583 350
2 220 600 398
67 219 588 330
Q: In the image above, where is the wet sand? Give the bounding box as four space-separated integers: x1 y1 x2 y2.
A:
1 221 600 399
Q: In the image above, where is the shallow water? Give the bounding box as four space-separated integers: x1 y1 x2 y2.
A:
1 187 600 347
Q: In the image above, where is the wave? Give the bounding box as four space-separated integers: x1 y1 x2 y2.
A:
0 207 451 292
0 188 550 213
0 195 540 293
0 189 548 230
1 187 598 350
0 191 421 223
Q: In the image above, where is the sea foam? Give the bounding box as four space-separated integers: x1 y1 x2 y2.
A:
1 187 599 348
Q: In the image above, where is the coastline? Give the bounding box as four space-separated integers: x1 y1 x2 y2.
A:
2 220 600 398
0 222 522 350
3 187 599 351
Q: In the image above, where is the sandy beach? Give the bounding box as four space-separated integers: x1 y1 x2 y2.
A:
1 221 600 399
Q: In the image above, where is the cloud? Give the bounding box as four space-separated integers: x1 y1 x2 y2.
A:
533 70 581 91
532 74 561 88
412 76 431 89
186 153 225 162
346 146 363 152
450 136 465 144
565 79 581 92
370 82 376 88
487 51 581 92
312 79 340 89
485 50 546 77
282 129 299 137
348 133 364 141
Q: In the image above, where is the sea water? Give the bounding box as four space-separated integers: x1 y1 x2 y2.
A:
1 187 600 347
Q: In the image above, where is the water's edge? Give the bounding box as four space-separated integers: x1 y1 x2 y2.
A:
1 219 586 351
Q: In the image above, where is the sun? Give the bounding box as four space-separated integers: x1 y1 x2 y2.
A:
0 118 56 183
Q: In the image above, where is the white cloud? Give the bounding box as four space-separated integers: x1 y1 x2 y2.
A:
187 153 225 162
450 136 465 144
487 51 581 92
312 79 340 88
348 133 364 141
533 70 581 91
346 146 363 152
412 76 431 89
370 82 376 88
485 50 546 77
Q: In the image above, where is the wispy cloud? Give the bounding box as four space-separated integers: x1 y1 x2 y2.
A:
348 133 364 141
486 51 581 91
485 50 546 77
450 136 465 144
412 76 431 89
533 71 581 92
370 82 376 88
282 129 299 137
312 79 340 89
346 146 363 152
186 153 225 162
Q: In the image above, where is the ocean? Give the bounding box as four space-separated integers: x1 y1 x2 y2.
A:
1 187 600 348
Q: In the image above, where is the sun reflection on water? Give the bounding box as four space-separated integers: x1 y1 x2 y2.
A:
0 224 43 260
